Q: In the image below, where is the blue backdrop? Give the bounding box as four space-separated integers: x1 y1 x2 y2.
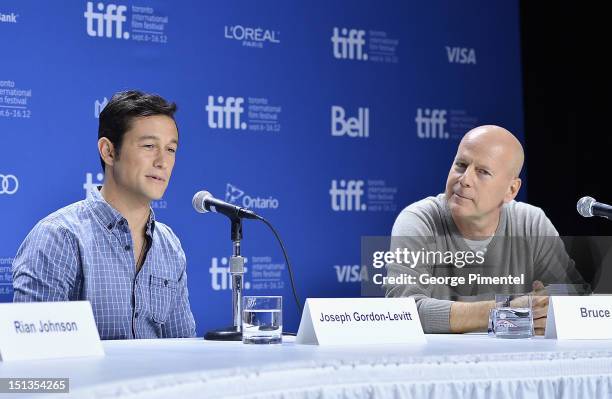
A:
0 0 525 335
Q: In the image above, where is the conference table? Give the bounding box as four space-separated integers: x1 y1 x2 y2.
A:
1 334 612 398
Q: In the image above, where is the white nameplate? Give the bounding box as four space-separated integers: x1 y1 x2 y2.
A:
296 297 425 345
0 301 104 361
545 296 612 339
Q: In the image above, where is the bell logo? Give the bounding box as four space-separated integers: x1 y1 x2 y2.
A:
415 108 449 139
330 180 366 211
84 2 129 39
331 105 369 138
331 27 367 60
209 257 250 290
206 96 247 130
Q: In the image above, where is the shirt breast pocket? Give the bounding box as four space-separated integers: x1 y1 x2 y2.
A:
149 275 178 323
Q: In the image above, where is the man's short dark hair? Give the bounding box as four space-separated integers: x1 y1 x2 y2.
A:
98 90 177 171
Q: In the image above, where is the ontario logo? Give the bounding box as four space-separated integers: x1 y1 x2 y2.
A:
225 183 279 210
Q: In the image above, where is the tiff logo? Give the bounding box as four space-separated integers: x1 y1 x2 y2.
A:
83 172 104 197
330 180 366 211
331 105 369 138
95 97 108 118
415 108 449 139
84 2 129 39
331 27 367 60
446 46 477 65
209 257 250 290
206 96 247 130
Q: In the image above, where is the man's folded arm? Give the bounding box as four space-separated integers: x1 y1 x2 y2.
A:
385 210 494 333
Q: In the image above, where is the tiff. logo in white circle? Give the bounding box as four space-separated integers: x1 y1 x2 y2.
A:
0 174 19 195
84 2 129 39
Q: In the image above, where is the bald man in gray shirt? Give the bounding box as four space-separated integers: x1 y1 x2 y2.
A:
384 125 584 335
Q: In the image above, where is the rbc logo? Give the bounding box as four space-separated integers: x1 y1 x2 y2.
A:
84 2 129 39
206 96 247 130
83 172 104 197
94 97 108 119
209 257 250 290
330 180 366 211
331 27 367 60
331 106 369 138
415 108 449 139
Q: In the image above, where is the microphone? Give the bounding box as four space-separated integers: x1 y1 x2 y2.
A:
577 196 612 220
192 190 261 220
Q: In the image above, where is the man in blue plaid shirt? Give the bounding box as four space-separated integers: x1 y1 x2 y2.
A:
12 90 196 339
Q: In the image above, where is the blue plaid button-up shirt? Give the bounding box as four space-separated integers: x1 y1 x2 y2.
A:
12 187 196 340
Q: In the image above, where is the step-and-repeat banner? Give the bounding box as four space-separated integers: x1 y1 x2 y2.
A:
0 1 524 334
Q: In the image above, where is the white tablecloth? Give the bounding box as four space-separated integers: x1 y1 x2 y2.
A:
2 334 612 399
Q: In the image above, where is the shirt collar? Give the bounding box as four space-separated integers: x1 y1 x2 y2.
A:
87 186 156 235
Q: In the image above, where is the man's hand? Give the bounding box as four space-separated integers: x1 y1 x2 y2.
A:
450 281 550 335
531 280 549 335
509 281 549 335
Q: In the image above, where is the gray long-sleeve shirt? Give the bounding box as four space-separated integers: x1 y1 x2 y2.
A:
384 194 583 333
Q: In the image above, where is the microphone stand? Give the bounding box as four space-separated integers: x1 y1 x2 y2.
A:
204 217 245 341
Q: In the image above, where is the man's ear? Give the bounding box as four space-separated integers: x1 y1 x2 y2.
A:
98 138 116 169
504 177 522 203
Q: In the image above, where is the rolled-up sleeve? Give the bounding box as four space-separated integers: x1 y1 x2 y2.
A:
161 246 196 338
12 221 79 302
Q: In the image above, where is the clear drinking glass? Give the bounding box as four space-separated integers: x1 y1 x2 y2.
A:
492 293 534 339
242 296 282 344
